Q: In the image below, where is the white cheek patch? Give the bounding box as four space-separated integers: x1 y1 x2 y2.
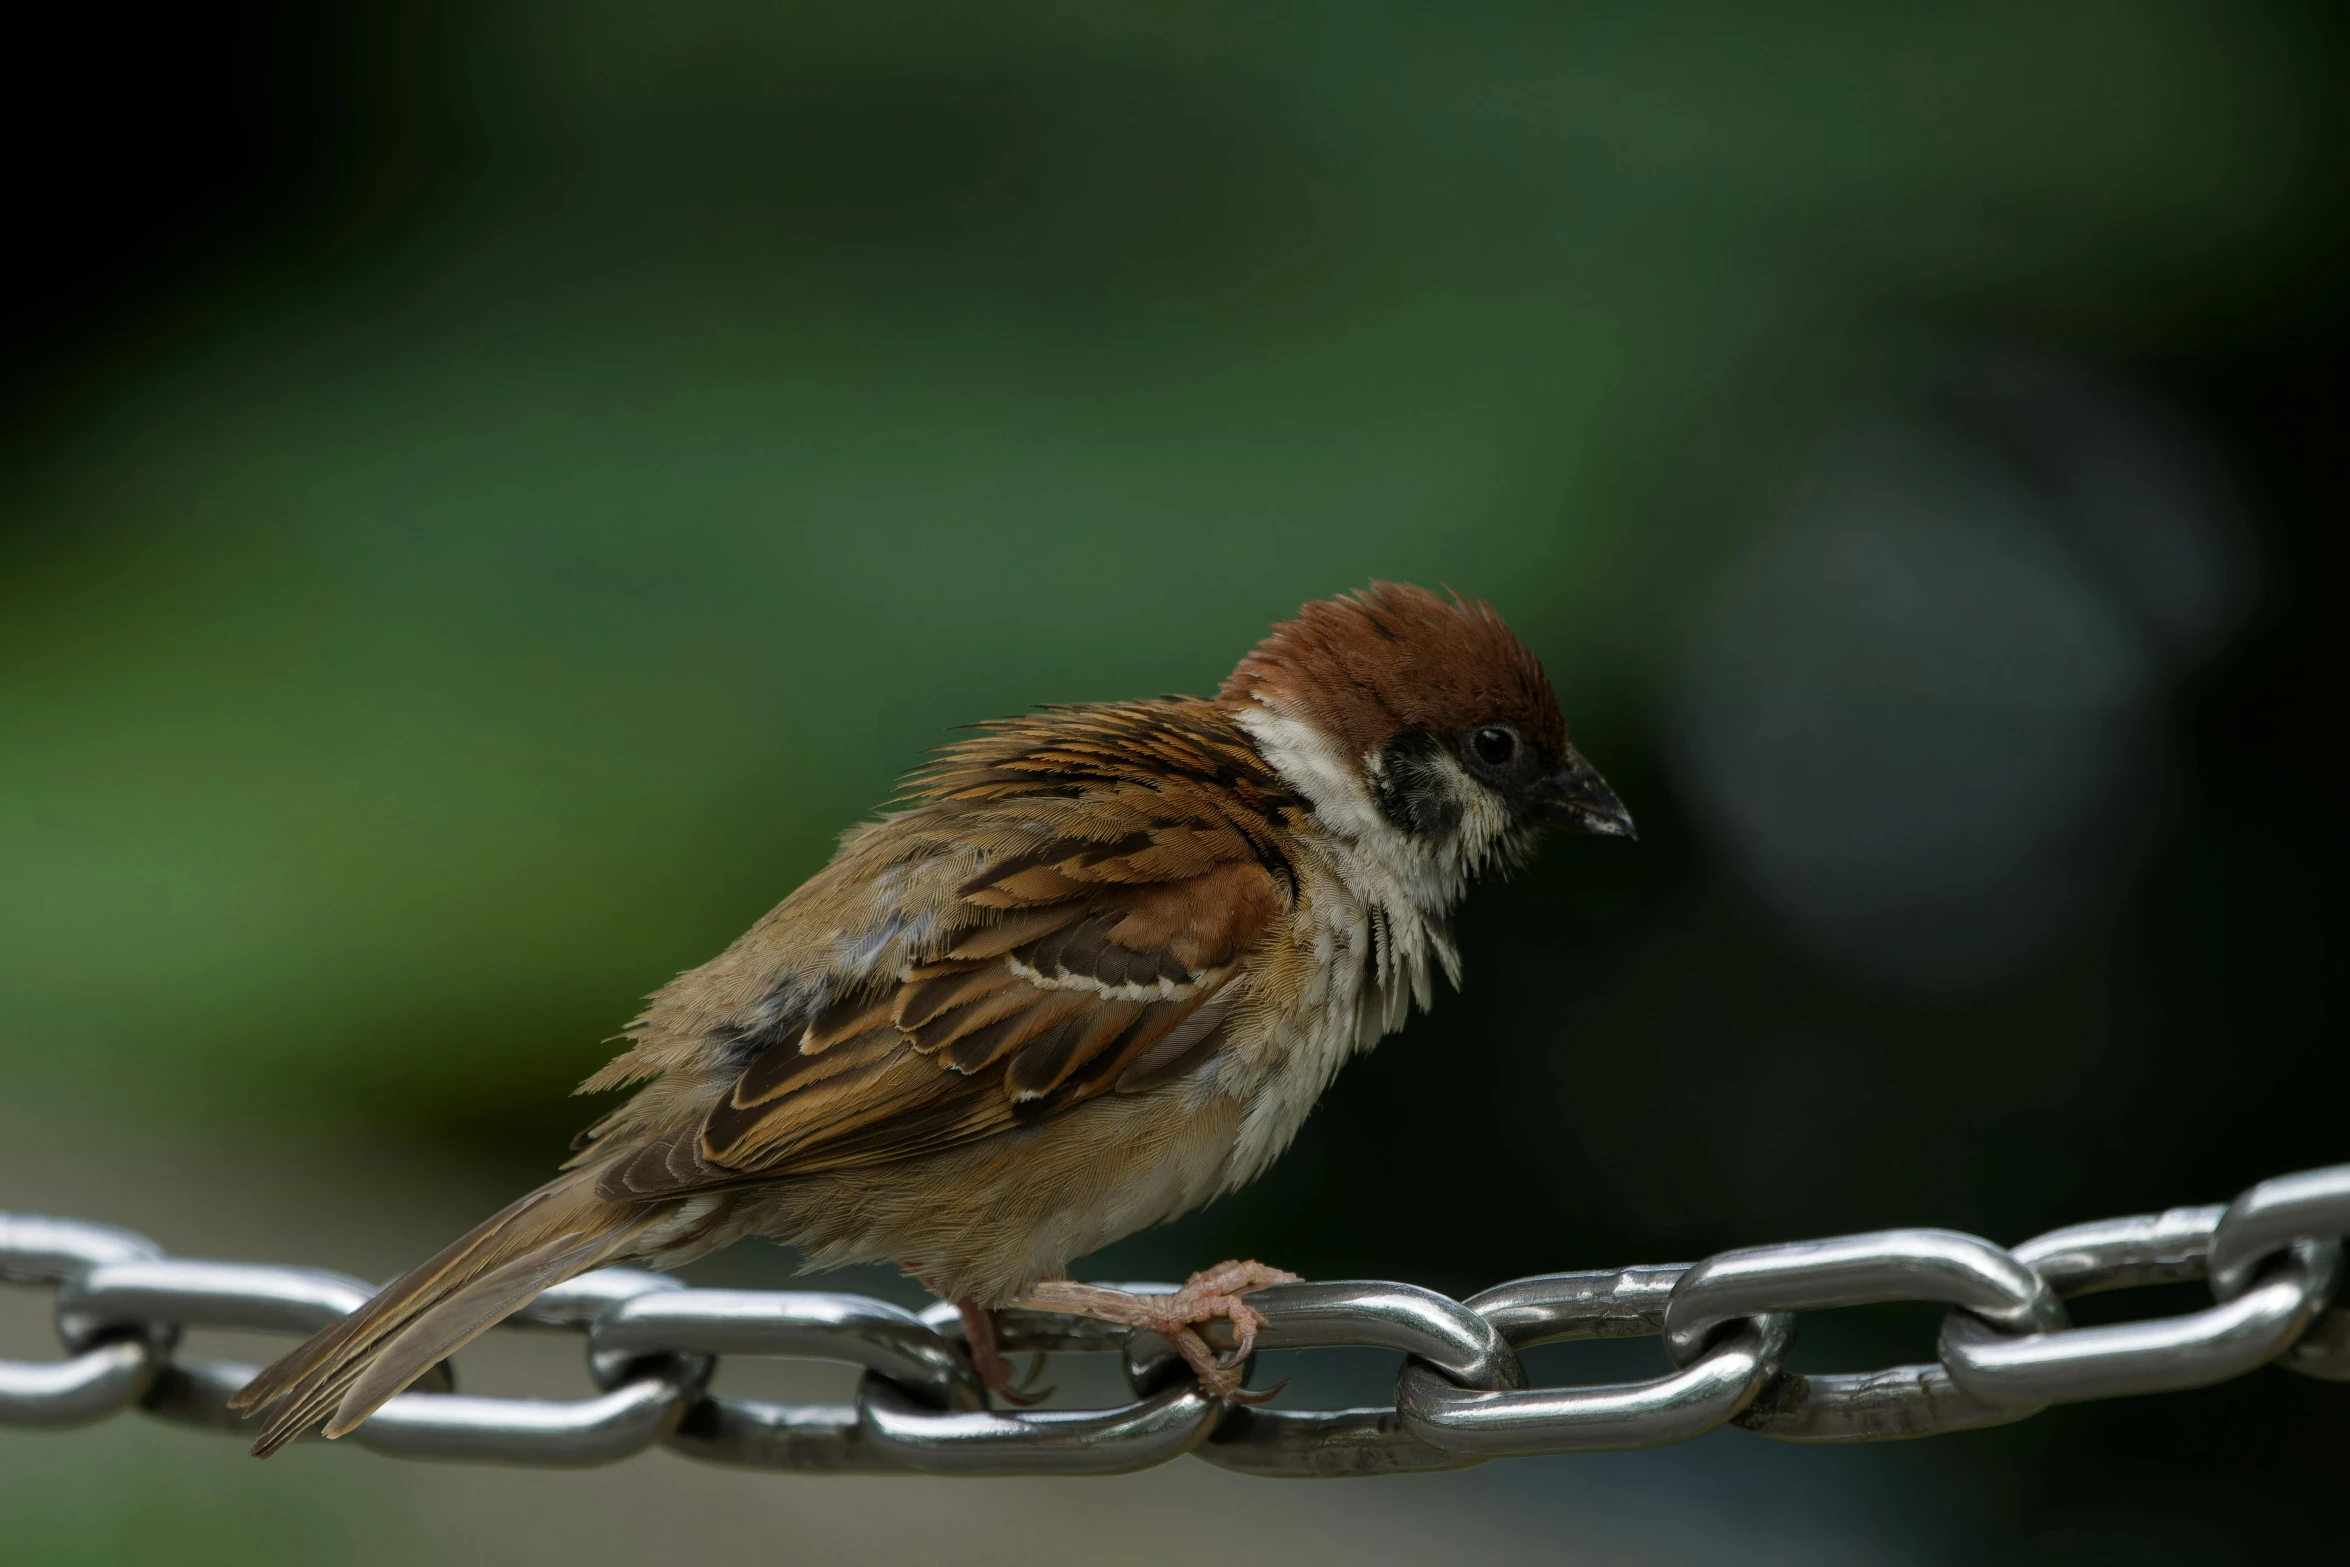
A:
1231 699 1507 1021
1443 759 1518 884
1238 706 1393 842
1234 703 1513 915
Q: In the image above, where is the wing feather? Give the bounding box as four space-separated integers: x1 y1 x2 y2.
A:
586 699 1296 1202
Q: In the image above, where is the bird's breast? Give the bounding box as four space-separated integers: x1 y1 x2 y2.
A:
1212 851 1437 1194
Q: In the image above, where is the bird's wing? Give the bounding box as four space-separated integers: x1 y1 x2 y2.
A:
593 701 1296 1199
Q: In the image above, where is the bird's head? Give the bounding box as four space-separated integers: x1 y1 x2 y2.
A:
1216 583 1633 894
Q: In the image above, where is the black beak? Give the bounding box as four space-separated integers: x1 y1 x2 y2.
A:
1534 748 1637 839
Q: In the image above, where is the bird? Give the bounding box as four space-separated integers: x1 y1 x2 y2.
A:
231 582 1634 1455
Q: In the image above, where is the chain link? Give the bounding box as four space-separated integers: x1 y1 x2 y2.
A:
6 1163 2349 1477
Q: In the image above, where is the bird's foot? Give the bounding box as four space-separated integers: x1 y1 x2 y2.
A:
1014 1260 1301 1402
956 1300 1049 1407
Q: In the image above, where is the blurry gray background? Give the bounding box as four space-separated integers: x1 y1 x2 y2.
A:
3 3 2346 1562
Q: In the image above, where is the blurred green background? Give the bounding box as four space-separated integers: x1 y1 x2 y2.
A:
4 3 2346 1562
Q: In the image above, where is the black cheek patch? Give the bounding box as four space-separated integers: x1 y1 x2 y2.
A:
1373 731 1466 841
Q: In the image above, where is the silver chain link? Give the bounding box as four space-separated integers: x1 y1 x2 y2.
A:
7 1162 2349 1477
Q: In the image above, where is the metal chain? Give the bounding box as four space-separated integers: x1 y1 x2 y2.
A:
6 1163 2348 1478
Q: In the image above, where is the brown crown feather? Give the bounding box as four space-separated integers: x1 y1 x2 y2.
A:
1214 583 1568 764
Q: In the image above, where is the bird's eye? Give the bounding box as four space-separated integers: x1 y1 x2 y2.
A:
1469 726 1519 768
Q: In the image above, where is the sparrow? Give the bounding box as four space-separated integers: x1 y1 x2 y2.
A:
232 582 1633 1455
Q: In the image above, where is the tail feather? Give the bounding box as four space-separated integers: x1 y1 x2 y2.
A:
323 1224 648 1437
231 1167 660 1457
232 1182 569 1413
